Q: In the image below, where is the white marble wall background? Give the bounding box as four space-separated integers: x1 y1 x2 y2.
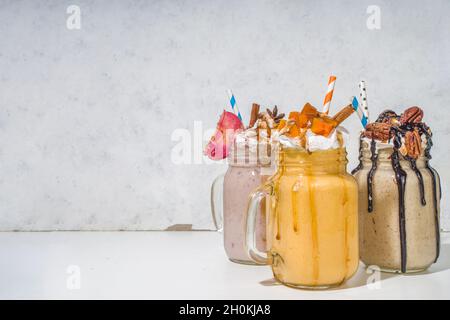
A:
0 0 448 230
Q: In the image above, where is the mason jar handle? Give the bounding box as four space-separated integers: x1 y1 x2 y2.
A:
245 183 272 265
210 173 225 231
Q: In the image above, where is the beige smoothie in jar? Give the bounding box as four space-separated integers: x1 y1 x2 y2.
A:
353 107 441 273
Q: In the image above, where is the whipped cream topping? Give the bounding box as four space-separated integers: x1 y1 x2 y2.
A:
277 135 301 149
234 129 270 151
275 127 348 152
307 129 340 152
361 136 393 150
231 128 272 165
234 129 258 153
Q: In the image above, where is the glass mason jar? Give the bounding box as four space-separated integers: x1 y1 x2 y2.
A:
353 140 441 273
246 147 359 289
211 140 274 265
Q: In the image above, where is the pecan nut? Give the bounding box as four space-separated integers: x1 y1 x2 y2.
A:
400 106 423 125
404 129 422 159
376 110 398 124
363 122 392 141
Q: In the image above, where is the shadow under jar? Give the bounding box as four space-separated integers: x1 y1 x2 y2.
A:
246 147 359 289
211 140 274 265
353 139 441 273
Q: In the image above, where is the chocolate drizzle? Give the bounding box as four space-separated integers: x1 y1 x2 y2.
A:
390 127 408 273
421 125 440 262
406 157 426 206
351 133 364 175
367 139 378 212
376 110 399 123
391 127 407 273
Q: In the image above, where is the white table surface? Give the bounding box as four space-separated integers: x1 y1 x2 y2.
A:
0 231 449 299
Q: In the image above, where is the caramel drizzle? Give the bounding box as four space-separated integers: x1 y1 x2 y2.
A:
275 182 281 241
291 181 300 233
340 174 350 281
274 158 283 241
307 175 319 284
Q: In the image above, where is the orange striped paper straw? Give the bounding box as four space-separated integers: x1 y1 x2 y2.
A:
322 75 336 114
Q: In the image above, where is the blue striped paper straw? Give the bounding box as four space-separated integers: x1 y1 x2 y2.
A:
351 96 368 128
226 89 243 122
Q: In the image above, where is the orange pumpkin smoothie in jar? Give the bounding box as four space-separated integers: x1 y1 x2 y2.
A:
246 102 360 289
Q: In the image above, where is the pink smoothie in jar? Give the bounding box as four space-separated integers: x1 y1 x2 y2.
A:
222 135 274 264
